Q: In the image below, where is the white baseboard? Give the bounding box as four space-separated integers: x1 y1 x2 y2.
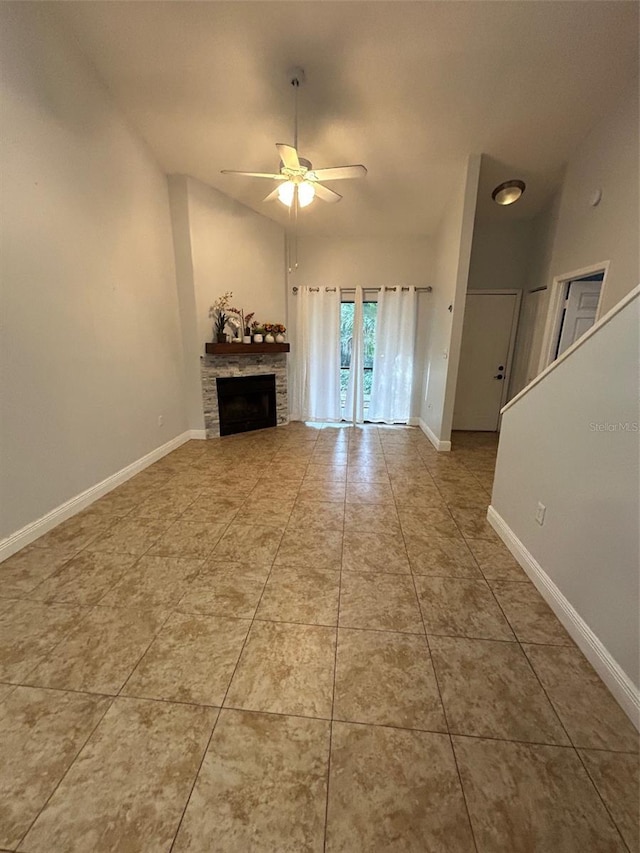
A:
188 429 207 440
418 419 451 452
0 431 193 563
487 505 640 728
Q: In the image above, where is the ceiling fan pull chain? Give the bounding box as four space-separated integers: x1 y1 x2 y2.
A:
293 189 299 270
286 200 298 273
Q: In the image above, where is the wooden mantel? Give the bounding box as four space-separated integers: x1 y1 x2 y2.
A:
205 342 290 355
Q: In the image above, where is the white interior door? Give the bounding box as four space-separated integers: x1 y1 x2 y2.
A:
453 292 519 431
556 279 602 357
509 288 545 397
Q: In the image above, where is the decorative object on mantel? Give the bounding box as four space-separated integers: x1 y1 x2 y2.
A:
205 341 290 354
209 293 258 344
251 321 265 343
209 291 234 343
261 322 286 344
229 308 255 344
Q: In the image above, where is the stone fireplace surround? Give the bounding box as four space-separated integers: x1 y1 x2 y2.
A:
201 352 288 438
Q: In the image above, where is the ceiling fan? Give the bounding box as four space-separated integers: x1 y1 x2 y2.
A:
220 68 367 210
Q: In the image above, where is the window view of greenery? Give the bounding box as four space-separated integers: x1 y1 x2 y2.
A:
340 301 377 407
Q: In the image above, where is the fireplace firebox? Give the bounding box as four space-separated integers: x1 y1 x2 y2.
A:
216 374 277 436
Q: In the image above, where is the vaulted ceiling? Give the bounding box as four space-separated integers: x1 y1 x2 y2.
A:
57 1 638 236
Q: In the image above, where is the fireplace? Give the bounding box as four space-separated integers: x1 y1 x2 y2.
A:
201 352 288 439
216 374 277 436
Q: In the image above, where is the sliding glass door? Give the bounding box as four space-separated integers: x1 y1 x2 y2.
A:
340 300 377 419
290 284 416 425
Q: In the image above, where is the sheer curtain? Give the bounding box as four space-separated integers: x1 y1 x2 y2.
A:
368 286 417 424
343 286 364 423
290 286 342 422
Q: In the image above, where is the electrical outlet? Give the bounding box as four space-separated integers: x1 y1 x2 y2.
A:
535 502 546 525
158 415 164 427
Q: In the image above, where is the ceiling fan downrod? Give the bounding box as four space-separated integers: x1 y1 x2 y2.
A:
287 67 305 153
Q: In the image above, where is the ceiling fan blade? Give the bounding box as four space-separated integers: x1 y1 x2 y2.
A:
220 170 285 179
276 143 301 171
313 183 342 204
263 187 281 203
308 165 367 181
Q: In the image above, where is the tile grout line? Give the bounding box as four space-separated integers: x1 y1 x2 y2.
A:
95 520 211 704
167 436 302 853
438 443 507 848
167 566 269 849
392 455 481 853
322 428 347 853
574 750 634 852
512 627 634 846
15 690 115 851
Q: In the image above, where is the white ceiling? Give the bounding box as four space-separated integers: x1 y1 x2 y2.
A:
56 1 638 237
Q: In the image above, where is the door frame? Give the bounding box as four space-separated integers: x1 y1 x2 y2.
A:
537 261 610 373
462 289 523 423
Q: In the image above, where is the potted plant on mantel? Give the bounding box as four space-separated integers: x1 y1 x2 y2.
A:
255 322 286 344
263 323 275 344
209 292 233 343
251 321 266 343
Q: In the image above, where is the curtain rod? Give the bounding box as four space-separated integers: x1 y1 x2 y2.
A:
291 285 432 294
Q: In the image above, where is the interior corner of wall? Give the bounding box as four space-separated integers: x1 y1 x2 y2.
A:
440 153 482 440
466 152 483 185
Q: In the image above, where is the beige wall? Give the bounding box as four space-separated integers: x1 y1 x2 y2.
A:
0 3 186 540
186 177 286 347
475 83 638 406
292 236 434 290
548 85 639 314
168 175 287 432
421 155 481 446
510 85 638 400
167 176 203 432
492 290 640 704
467 220 536 293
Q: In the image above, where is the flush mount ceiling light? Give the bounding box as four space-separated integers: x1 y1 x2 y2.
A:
492 179 526 206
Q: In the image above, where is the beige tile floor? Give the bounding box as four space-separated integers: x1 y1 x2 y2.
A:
0 424 638 852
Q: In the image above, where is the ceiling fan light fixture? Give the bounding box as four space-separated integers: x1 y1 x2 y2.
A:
277 181 295 207
492 179 526 206
277 180 316 208
298 180 316 207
